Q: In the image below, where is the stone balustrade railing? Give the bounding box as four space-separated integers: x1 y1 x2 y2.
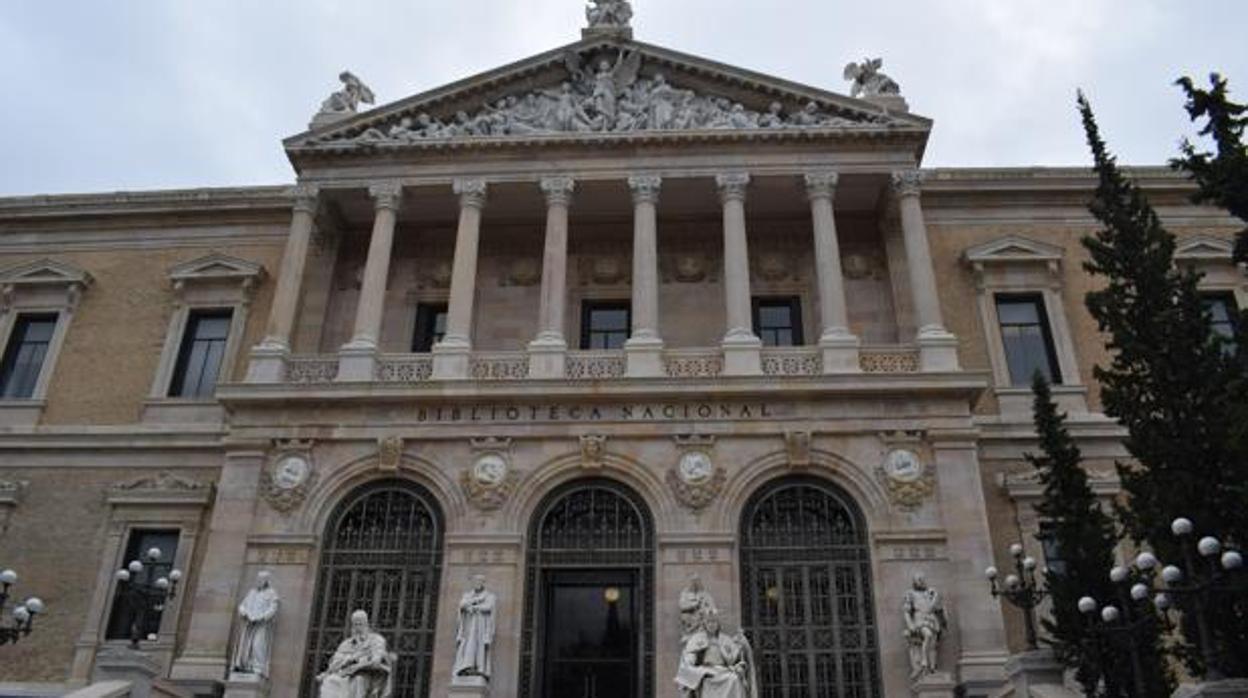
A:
859 346 920 373
662 348 725 378
285 355 339 384
565 351 627 380
468 352 530 380
760 347 822 376
376 355 433 382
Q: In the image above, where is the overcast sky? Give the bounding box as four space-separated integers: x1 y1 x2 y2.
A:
1 1 1244 196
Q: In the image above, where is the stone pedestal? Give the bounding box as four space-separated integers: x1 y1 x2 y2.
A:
1002 649 1066 697
527 339 567 379
917 330 960 372
448 675 490 698
92 647 192 698
1173 680 1248 698
624 337 664 378
819 334 861 374
336 343 377 382
223 673 269 698
912 671 957 698
245 345 288 384
432 342 472 380
721 335 762 376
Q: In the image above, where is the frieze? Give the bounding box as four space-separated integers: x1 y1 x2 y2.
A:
246 546 312 566
412 401 782 424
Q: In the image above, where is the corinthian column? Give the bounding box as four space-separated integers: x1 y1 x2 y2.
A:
625 175 664 377
528 176 575 379
338 181 403 381
716 172 762 376
804 172 860 373
432 179 487 380
892 170 958 371
246 184 319 383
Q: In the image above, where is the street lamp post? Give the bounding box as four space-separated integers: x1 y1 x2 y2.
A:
986 541 1048 651
112 547 182 650
0 568 45 646
1076 562 1162 698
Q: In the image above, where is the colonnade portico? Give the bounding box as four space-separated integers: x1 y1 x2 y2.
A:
245 168 955 385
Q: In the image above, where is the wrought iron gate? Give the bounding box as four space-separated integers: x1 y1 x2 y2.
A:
739 478 882 698
301 480 443 698
520 478 655 698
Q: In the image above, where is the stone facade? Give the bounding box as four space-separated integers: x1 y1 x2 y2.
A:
0 18 1244 698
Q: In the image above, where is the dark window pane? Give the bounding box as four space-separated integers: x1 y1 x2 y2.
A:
0 314 58 399
412 303 449 352
106 529 180 640
995 295 1061 386
1202 293 1239 354
169 309 233 398
752 297 803 347
581 301 630 350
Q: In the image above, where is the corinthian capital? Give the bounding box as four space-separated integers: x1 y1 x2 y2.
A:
890 170 924 198
715 172 751 203
628 175 663 205
540 176 576 207
803 171 840 201
453 178 488 209
289 183 321 214
368 181 403 212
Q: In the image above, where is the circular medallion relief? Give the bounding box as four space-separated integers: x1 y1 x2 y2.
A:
273 455 311 490
882 449 924 483
472 453 509 487
678 451 715 485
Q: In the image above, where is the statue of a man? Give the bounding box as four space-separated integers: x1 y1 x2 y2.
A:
231 571 279 678
902 572 946 680
452 575 497 680
678 575 718 642
675 614 758 698
317 610 392 698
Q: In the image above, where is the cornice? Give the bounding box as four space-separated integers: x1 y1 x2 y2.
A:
0 185 294 224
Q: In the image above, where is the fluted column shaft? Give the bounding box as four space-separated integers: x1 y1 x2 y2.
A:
716 172 762 375
346 182 403 349
893 170 958 370
259 185 319 352
535 177 575 345
440 180 487 348
806 173 860 373
628 175 662 342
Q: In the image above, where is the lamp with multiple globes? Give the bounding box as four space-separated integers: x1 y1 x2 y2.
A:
0 568 45 646
112 547 183 649
986 541 1047 650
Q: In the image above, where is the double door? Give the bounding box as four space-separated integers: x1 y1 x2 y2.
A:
540 570 638 698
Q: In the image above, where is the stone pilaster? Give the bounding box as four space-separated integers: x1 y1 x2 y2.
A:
528 177 575 379
716 172 762 375
625 175 664 377
338 181 403 381
804 172 860 373
432 179 487 380
892 170 959 371
246 184 318 383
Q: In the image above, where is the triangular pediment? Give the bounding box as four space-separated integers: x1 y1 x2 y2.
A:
964 236 1064 264
1174 235 1234 262
169 253 266 285
0 258 92 288
286 37 931 157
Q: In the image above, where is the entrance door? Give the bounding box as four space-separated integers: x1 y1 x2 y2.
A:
542 570 637 698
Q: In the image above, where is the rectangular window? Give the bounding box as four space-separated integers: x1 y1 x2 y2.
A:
1202 293 1239 353
581 301 630 350
752 297 804 347
105 529 180 641
0 313 58 399
995 294 1061 385
1038 521 1066 578
411 303 448 353
169 309 233 398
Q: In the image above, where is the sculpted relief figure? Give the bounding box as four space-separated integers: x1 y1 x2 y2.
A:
317 610 392 698
452 575 497 681
319 71 376 115
902 572 947 681
678 575 719 642
843 57 902 98
586 0 633 28
231 571 279 678
675 613 759 698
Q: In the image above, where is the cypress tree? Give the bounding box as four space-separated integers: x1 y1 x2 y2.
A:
1079 92 1248 677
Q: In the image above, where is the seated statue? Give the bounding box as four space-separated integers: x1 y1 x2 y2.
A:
317 610 392 698
675 614 758 698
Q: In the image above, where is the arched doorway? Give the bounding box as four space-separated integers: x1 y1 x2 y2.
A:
739 477 882 698
301 480 444 698
520 478 655 698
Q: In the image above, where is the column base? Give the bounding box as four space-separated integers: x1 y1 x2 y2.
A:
432 340 472 380
245 343 288 384
1173 680 1248 698
818 332 861 374
722 333 762 376
624 336 664 378
224 673 270 698
449 675 490 698
912 671 956 698
336 342 379 382
527 337 567 379
917 328 959 372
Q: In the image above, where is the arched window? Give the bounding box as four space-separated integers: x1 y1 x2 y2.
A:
520 479 655 698
301 480 444 698
739 478 882 698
